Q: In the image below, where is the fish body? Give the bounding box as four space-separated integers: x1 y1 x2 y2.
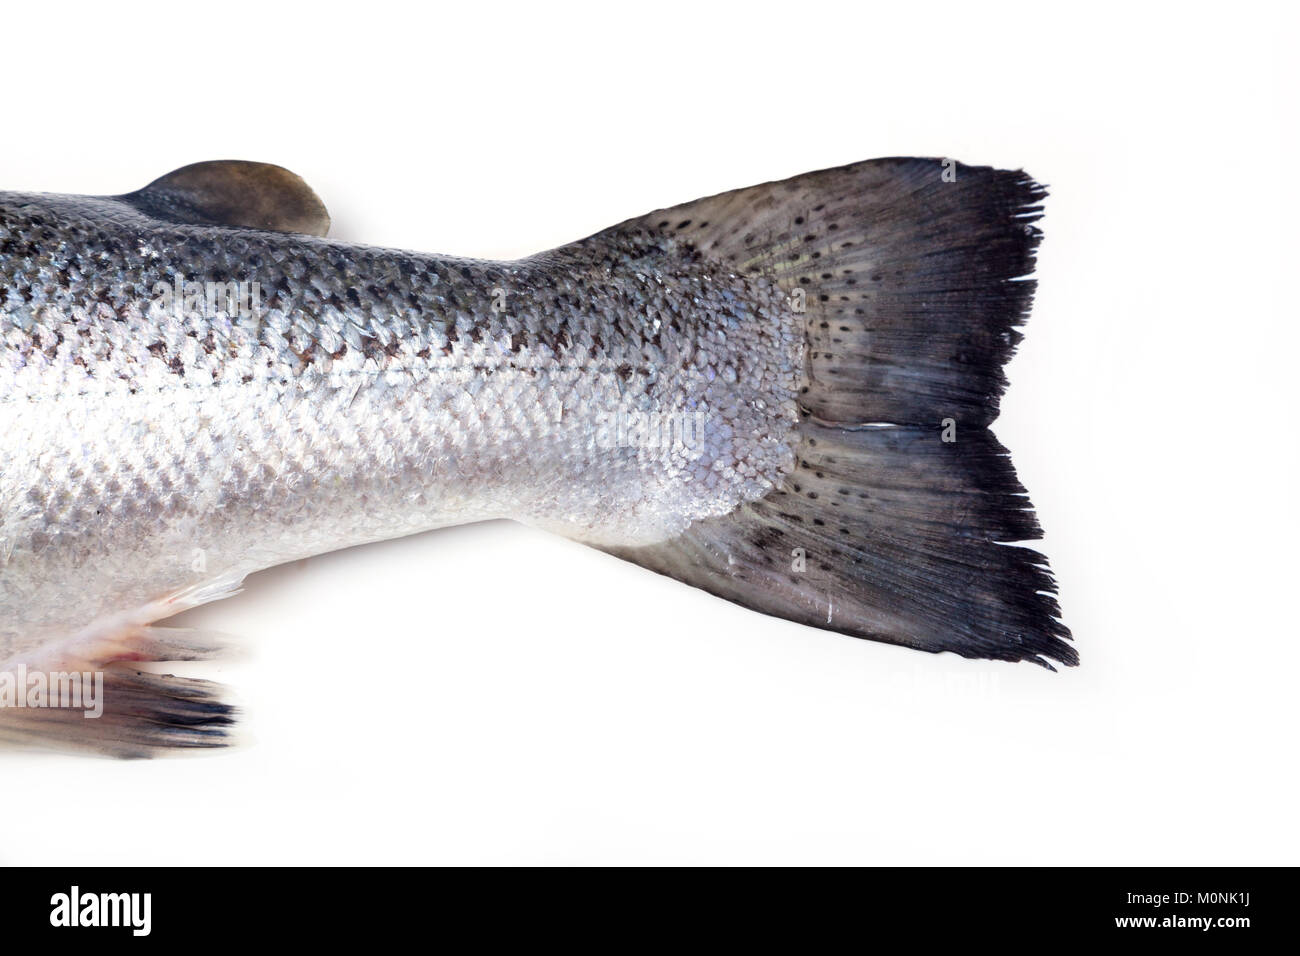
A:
0 159 1072 754
0 192 797 653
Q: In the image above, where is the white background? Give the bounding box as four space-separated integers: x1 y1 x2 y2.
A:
1 1 1295 865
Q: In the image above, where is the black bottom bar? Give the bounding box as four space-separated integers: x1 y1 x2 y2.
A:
0 867 1281 943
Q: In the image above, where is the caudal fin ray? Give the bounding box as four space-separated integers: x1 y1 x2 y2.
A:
603 157 1073 666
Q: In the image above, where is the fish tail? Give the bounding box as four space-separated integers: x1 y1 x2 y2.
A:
605 158 1074 667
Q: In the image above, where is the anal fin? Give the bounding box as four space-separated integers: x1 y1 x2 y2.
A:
0 577 246 757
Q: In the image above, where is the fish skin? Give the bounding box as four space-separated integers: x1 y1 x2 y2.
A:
0 188 801 659
0 157 1073 753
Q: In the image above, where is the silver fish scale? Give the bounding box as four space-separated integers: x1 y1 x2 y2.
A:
0 192 802 653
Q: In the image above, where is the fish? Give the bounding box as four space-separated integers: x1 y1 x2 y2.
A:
0 157 1072 756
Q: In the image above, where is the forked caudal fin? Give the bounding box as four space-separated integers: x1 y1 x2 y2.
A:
602 158 1074 668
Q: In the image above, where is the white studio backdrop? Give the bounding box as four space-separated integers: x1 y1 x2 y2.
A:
0 0 1294 865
